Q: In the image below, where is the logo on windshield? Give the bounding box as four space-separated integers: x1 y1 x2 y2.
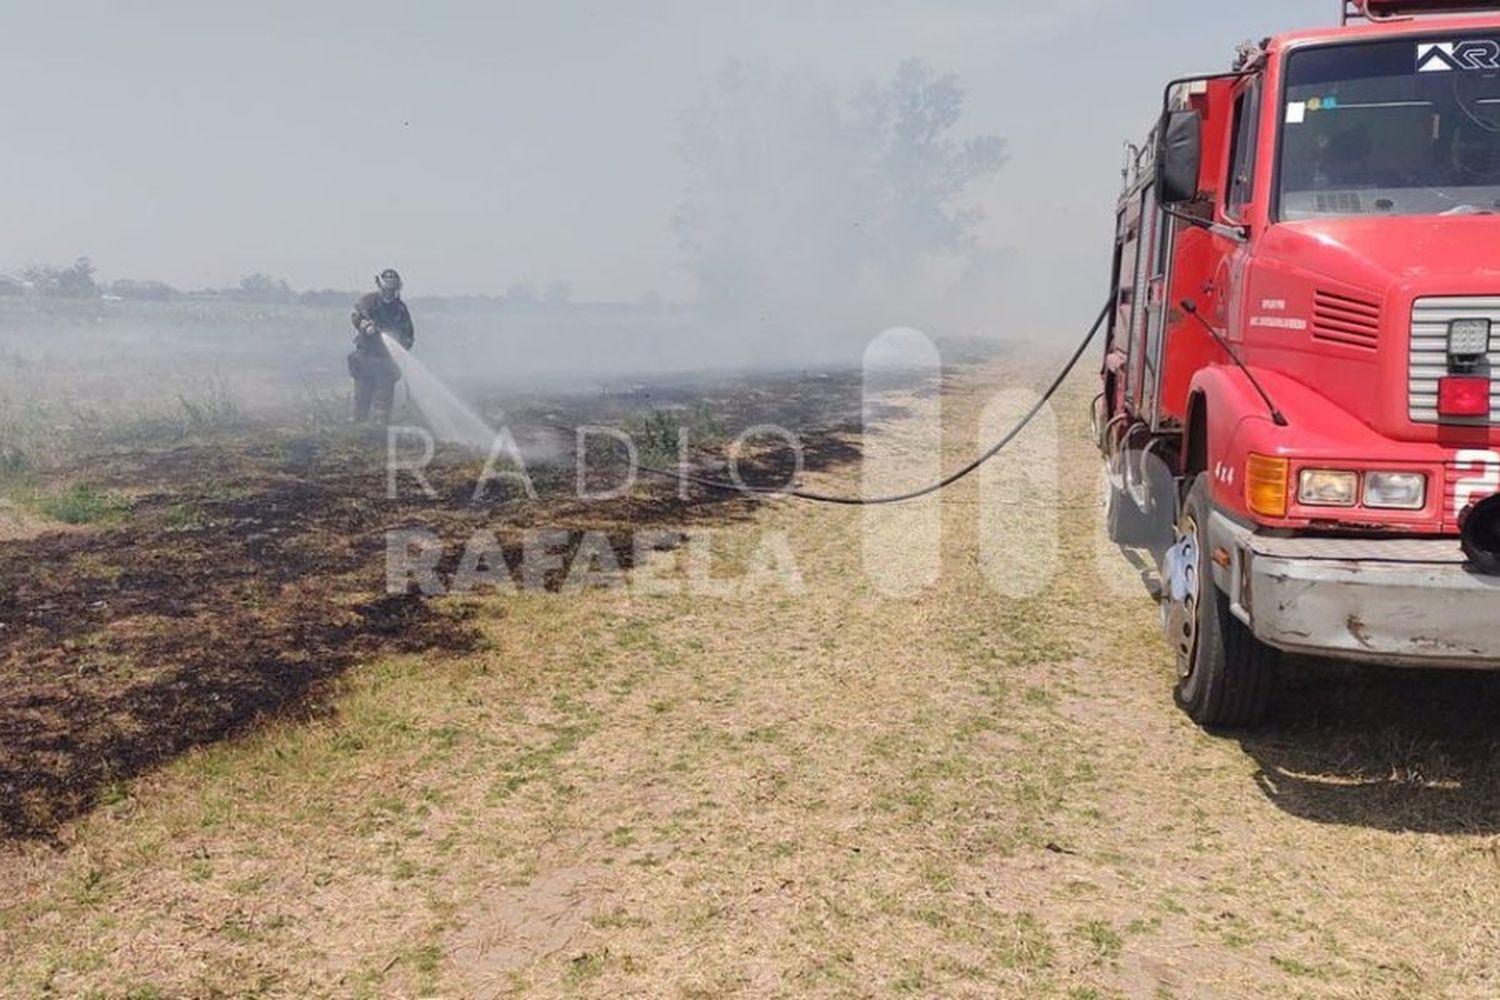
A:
1417 40 1500 73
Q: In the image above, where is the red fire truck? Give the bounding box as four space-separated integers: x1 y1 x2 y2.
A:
1097 0 1500 726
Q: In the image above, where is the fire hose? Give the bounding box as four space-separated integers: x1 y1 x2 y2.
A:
629 301 1111 506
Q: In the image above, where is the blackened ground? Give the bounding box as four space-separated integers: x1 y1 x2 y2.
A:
0 368 886 839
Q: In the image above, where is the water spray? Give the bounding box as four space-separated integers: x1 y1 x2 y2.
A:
381 333 497 452
383 301 1108 506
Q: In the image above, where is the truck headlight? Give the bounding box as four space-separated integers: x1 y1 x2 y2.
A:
1364 471 1426 510
1298 469 1358 507
1449 318 1492 358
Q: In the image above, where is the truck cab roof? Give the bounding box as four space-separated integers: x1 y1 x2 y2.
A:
1272 10 1500 53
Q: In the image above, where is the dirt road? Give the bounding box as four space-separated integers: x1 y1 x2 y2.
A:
5 359 1500 998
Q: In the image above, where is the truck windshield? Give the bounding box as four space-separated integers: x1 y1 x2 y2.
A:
1279 36 1500 220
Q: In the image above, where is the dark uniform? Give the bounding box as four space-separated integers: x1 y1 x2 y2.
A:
348 271 416 422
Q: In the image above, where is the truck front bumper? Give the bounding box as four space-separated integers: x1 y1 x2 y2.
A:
1207 512 1500 668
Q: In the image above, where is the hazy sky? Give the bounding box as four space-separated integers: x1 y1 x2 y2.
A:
2 0 1334 327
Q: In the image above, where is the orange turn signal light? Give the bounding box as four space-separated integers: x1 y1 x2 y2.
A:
1246 454 1290 518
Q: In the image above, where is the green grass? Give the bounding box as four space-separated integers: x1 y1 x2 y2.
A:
34 483 131 524
995 912 1057 970
1272 955 1325 979
628 405 728 468
0 378 252 528
121 986 168 1000
565 950 609 984
1070 920 1123 962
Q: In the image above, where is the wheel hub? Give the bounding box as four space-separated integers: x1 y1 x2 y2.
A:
1162 515 1200 679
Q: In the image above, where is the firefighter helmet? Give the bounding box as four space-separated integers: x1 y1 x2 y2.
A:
376 268 403 299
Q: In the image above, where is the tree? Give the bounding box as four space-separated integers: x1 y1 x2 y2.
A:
25 257 99 299
236 272 295 304
505 282 538 309
675 59 1006 329
851 60 1008 282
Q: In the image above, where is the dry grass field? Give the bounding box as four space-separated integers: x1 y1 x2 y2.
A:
5 354 1500 998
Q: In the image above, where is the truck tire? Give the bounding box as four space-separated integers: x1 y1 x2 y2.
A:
1168 474 1277 728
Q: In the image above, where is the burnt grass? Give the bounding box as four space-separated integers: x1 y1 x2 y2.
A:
0 369 882 840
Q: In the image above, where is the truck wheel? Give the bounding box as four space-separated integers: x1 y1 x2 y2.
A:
1167 474 1277 728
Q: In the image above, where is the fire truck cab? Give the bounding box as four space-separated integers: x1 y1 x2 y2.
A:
1098 0 1500 726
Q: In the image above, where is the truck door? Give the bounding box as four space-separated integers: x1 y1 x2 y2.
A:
1219 77 1262 337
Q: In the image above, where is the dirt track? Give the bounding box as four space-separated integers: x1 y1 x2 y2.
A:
5 360 1500 997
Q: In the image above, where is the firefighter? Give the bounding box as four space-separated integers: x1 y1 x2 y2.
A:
348 268 416 423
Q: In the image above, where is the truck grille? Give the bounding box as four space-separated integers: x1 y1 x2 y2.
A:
1313 290 1381 350
1409 297 1500 424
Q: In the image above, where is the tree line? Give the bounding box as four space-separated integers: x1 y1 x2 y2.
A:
0 261 606 312
0 261 358 306
7 57 1004 324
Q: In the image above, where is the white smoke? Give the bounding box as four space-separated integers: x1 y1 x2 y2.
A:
382 333 497 452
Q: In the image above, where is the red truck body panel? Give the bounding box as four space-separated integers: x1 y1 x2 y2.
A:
1103 4 1500 533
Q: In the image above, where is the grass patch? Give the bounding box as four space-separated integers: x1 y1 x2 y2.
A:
34 483 131 524
995 912 1056 970
121 986 168 1000
1272 955 1325 979
627 405 728 467
591 907 649 930
565 949 609 984
162 502 210 531
93 383 244 448
1071 920 1123 962
889 966 932 994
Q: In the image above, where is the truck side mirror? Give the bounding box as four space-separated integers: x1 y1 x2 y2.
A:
1156 110 1202 205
